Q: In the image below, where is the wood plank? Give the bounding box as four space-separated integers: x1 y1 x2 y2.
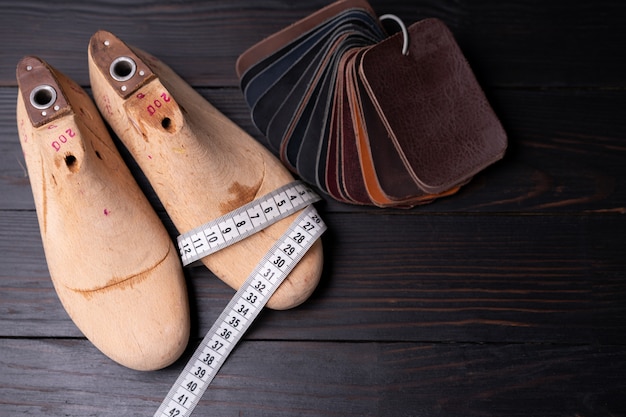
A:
0 0 625 87
0 338 624 416
2 211 625 344
2 88 626 213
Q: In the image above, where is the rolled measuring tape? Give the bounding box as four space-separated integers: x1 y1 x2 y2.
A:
155 181 326 417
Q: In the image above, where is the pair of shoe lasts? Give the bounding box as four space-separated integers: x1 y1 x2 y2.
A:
16 30 324 371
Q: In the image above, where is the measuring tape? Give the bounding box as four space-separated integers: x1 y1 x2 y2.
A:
155 182 326 417
177 181 321 266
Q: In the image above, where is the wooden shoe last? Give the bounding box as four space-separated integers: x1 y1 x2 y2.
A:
16 56 189 371
87 31 323 310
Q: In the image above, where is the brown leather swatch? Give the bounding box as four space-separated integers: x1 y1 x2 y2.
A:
352 59 461 207
347 49 395 206
359 18 507 194
355 52 429 202
340 48 372 205
325 46 356 202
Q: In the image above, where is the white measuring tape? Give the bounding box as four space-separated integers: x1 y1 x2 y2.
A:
177 181 321 266
155 182 326 417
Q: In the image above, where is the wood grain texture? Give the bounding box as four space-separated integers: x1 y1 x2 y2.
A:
0 1 624 88
1 339 624 416
1 0 625 416
2 211 625 345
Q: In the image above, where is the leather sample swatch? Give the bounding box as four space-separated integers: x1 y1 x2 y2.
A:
236 0 507 207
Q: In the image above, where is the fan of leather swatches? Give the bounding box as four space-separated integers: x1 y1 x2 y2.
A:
236 0 508 208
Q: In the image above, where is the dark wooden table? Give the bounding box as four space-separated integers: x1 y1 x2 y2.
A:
1 1 625 416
